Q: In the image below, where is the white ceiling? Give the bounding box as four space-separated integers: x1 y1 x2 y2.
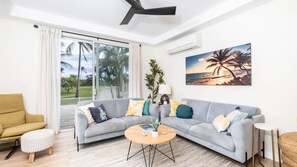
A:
0 0 266 44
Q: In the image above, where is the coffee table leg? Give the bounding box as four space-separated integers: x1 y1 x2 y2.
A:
169 141 175 162
127 141 132 160
149 145 151 167
151 145 157 167
142 144 148 167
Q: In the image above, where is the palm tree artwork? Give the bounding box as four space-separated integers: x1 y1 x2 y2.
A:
205 48 238 80
186 43 251 85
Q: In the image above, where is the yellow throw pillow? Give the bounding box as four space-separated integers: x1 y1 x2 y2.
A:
169 100 187 117
212 114 231 132
126 100 145 117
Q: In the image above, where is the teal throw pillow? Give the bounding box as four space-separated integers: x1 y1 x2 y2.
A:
143 99 151 115
176 104 193 119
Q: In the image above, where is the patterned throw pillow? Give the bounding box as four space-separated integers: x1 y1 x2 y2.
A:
125 99 145 117
79 103 95 124
89 104 110 123
169 100 187 117
212 114 231 132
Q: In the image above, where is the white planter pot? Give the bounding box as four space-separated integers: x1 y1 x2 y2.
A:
152 131 159 137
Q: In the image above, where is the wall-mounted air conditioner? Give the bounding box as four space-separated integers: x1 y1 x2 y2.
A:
167 33 202 55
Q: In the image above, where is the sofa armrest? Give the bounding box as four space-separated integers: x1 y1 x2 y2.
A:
75 108 88 144
231 114 265 162
0 123 3 136
26 113 45 123
160 104 171 121
149 103 160 119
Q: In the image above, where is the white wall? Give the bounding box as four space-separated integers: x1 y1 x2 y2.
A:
141 44 157 99
0 18 39 114
153 0 297 160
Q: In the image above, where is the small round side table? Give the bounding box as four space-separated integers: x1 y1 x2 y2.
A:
252 123 281 167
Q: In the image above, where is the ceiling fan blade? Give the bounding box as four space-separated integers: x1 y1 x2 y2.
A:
136 6 176 15
120 7 136 25
125 0 144 10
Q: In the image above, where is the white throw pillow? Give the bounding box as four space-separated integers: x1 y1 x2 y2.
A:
79 103 95 124
212 114 231 132
226 109 241 122
226 109 249 133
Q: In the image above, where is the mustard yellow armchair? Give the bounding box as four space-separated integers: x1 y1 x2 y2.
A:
0 94 47 160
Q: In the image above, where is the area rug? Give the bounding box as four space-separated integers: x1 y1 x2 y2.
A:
67 135 242 167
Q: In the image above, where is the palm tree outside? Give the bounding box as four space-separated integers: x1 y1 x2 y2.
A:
65 42 93 98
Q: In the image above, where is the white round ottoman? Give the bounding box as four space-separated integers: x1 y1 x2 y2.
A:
21 129 55 163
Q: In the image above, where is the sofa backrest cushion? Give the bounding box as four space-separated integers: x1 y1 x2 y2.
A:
182 98 210 122
77 100 118 118
206 102 260 123
116 99 130 117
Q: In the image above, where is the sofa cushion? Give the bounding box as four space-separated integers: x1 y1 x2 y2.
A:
162 117 202 133
118 116 155 127
116 99 129 117
182 98 210 122
1 122 47 138
206 102 260 123
84 118 126 138
189 123 235 151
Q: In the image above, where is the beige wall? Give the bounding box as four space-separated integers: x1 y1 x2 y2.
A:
0 18 39 114
150 0 297 160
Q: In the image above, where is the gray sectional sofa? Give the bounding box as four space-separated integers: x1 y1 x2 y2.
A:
75 98 159 151
160 98 265 166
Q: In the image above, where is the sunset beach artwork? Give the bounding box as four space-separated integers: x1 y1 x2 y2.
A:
186 43 251 86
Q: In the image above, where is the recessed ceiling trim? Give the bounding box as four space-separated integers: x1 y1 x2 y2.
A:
10 5 153 44
2 0 267 45
152 0 256 44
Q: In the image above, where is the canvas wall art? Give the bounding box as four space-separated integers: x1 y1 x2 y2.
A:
186 43 251 86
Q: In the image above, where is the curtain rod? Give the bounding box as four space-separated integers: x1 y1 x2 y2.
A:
33 24 134 45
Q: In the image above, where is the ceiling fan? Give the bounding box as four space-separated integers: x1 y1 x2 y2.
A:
120 0 176 25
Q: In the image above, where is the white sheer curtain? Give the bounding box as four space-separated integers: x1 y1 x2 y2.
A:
128 43 141 98
36 26 61 134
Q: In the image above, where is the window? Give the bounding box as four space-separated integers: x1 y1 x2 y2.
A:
60 36 129 129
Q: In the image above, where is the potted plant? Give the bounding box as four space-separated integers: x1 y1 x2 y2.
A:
151 119 160 137
145 59 165 104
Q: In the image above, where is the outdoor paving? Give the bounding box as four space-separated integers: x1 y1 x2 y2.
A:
60 105 75 130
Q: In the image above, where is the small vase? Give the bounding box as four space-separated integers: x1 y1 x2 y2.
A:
152 131 158 137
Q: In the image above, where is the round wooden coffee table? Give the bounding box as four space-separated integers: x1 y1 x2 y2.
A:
125 125 176 167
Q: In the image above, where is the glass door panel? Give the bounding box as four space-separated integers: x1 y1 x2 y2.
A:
94 43 129 100
60 38 93 129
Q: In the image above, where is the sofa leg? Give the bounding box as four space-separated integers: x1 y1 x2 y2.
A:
76 137 79 152
262 141 265 159
74 126 76 139
245 152 248 167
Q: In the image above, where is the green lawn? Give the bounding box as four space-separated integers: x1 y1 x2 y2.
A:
61 86 104 105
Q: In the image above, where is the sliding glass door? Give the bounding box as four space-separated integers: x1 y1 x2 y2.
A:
94 43 129 100
60 37 129 129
